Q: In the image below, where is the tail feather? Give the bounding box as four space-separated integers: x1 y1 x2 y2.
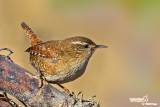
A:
21 22 42 46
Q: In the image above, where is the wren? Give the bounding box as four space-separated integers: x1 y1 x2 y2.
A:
21 22 107 88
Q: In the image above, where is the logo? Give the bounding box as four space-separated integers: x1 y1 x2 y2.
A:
129 95 157 106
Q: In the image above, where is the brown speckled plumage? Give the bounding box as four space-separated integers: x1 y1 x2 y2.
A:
21 22 107 84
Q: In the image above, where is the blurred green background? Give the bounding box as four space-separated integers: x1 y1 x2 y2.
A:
0 0 160 107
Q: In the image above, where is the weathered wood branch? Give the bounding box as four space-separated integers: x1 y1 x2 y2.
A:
0 100 12 107
0 49 99 107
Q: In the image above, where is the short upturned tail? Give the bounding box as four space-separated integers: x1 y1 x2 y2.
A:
21 22 42 46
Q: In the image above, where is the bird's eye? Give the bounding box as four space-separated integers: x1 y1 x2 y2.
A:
84 44 89 48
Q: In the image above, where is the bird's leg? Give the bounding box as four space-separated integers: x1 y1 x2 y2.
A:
34 69 70 94
57 84 70 94
35 69 45 88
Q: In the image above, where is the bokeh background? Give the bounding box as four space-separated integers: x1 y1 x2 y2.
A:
0 0 160 107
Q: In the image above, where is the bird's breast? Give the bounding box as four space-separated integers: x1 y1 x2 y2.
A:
29 54 90 84
44 58 89 84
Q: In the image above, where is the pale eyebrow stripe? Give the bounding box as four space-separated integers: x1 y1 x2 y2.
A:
71 41 87 45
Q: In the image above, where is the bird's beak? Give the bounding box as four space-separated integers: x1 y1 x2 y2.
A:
95 45 108 48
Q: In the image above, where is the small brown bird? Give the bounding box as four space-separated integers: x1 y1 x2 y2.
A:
21 22 107 89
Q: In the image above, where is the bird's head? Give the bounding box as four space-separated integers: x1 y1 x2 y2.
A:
62 36 107 59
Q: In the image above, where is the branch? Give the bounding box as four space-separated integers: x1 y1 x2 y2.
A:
0 49 99 107
0 100 12 107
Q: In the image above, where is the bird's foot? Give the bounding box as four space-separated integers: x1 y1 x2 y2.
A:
57 84 73 96
35 70 46 88
39 76 46 88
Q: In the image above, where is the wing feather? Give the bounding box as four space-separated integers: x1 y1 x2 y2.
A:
25 41 62 60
